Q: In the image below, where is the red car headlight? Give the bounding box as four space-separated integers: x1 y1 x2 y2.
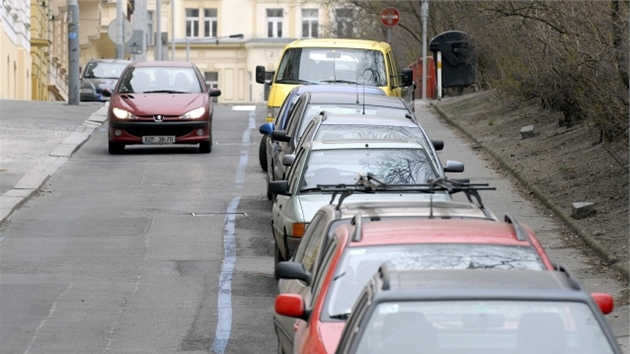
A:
112 107 137 119
180 106 206 119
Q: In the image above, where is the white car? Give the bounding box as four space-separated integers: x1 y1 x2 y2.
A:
269 139 464 264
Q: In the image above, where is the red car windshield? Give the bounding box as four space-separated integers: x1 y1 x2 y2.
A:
117 67 202 94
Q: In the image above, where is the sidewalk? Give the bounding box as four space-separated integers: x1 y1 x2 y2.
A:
0 100 108 224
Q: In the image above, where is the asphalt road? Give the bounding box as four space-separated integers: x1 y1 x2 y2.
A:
0 99 627 353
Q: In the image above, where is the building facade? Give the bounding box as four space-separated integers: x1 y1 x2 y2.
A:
133 0 337 104
1 0 31 100
1 0 349 103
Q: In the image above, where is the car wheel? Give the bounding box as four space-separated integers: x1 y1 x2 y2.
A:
108 141 125 154
266 171 274 201
259 136 268 172
199 140 211 153
274 239 285 279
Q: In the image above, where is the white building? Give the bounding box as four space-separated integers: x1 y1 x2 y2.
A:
129 0 343 104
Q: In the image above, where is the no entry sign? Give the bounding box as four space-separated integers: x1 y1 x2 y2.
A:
380 7 400 27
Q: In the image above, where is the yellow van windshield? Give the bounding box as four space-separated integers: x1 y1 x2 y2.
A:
275 48 387 86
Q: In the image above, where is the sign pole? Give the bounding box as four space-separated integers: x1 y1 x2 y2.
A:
116 0 123 58
421 0 428 100
68 0 79 105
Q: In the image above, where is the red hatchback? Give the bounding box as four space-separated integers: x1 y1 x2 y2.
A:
105 61 221 154
274 215 556 354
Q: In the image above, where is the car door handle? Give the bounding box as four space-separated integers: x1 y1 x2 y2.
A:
293 321 299 332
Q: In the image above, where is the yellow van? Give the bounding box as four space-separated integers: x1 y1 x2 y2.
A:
256 38 414 122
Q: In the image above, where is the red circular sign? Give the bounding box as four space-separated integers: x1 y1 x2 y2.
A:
380 7 400 27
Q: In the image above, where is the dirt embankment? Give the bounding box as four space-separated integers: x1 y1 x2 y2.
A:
432 91 629 278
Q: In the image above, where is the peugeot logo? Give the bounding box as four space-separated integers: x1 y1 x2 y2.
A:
154 115 164 122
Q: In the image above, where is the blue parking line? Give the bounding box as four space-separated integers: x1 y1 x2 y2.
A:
211 111 255 354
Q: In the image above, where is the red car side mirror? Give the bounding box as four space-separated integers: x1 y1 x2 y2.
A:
591 292 614 314
275 294 309 320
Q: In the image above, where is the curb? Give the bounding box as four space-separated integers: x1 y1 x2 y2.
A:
0 106 108 225
430 103 629 280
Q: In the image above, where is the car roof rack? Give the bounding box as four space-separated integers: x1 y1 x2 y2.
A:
318 173 495 211
379 261 394 291
503 213 531 243
350 211 363 242
375 262 581 293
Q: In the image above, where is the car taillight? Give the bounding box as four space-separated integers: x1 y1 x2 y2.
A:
266 107 279 123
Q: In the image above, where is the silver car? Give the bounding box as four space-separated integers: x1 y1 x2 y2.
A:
269 139 464 266
265 92 422 199
80 59 132 102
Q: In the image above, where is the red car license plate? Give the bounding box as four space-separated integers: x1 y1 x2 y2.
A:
142 136 175 144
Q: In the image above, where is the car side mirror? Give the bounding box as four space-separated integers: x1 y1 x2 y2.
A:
101 89 112 97
275 261 312 284
282 154 295 166
591 292 614 314
275 294 310 321
271 130 291 142
209 88 222 97
401 68 414 87
256 65 272 84
432 140 444 151
444 160 464 173
259 123 274 135
269 180 290 195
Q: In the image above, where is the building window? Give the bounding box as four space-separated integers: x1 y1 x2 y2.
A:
186 8 200 37
267 9 283 38
203 8 217 38
301 9 318 38
147 10 154 46
335 8 354 38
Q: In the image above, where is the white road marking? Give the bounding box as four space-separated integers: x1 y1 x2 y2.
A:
231 105 256 112
211 111 255 353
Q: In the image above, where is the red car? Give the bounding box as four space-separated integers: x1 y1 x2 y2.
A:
104 61 221 154
274 216 556 354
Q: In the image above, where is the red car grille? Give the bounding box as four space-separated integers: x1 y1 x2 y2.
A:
126 126 198 137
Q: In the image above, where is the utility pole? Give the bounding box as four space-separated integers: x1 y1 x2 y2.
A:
68 0 80 105
421 0 428 100
156 0 162 60
116 0 124 59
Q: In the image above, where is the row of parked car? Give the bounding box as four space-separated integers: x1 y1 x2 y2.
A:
257 85 623 353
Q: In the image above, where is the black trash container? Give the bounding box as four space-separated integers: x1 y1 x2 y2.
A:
429 30 476 88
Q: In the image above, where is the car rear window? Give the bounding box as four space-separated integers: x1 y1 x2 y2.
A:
356 300 616 354
314 124 425 145
323 244 546 319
